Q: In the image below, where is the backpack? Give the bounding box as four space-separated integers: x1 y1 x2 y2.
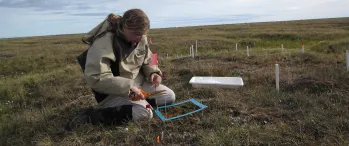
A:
76 13 121 103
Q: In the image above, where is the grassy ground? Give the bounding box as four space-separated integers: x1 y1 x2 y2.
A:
1 17 349 145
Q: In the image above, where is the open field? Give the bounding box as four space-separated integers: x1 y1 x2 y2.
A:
1 17 349 145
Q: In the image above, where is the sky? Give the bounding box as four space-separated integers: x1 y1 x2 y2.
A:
0 0 348 38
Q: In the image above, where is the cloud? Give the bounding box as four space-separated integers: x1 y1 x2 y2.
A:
0 0 112 12
0 0 69 9
0 0 348 38
48 11 66 15
68 12 111 17
285 7 300 10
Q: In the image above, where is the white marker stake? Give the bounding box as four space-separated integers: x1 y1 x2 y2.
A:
201 100 204 117
161 131 164 142
236 43 238 51
275 64 280 92
165 97 167 119
196 40 198 56
192 45 195 58
302 44 305 54
282 44 284 53
346 50 349 72
247 46 250 57
189 47 191 56
192 46 194 56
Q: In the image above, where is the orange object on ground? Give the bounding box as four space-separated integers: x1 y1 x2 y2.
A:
156 136 161 143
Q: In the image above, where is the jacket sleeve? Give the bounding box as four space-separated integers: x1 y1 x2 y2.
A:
84 33 133 97
141 43 162 81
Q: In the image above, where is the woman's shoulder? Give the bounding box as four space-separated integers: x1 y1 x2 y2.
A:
90 32 115 50
95 32 114 43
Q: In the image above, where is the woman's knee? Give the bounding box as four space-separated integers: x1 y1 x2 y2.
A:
166 89 176 104
132 105 153 121
156 89 176 106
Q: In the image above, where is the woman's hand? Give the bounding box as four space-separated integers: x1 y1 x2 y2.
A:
129 86 145 101
150 73 162 87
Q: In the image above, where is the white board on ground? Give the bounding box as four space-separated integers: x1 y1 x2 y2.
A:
189 76 244 88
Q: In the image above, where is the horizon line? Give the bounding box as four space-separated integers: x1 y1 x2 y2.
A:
1 16 348 39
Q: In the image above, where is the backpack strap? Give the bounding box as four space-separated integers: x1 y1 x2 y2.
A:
110 34 120 76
